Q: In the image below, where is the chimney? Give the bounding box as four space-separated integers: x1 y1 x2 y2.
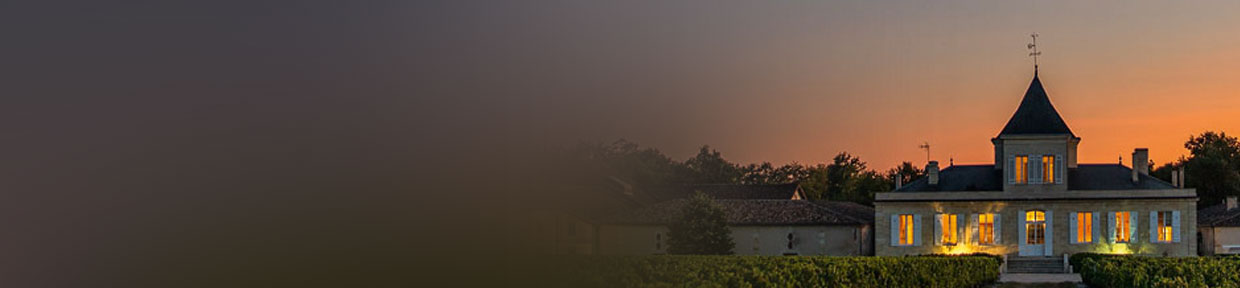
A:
927 161 940 186
1227 196 1238 211
1179 169 1187 188
894 174 903 190
1171 170 1179 187
1131 148 1149 183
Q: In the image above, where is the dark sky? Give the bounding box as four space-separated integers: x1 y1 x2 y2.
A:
3 1 1238 286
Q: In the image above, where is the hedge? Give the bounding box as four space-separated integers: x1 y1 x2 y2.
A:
554 255 999 288
1075 254 1240 288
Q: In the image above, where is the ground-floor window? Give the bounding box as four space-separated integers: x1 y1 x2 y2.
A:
940 214 958 245
1115 211 1131 243
978 213 995 245
1026 210 1045 245
1156 211 1173 243
899 214 914 245
1076 212 1093 243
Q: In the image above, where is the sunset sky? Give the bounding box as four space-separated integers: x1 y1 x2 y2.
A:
417 0 1240 169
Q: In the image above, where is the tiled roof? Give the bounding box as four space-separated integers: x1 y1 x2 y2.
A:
599 199 871 226
813 201 876 224
893 164 1177 192
998 75 1075 136
651 183 802 201
1199 202 1240 227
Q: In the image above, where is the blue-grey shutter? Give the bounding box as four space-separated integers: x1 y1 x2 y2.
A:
1173 211 1182 243
1018 213 1026 245
1055 156 1065 184
1044 211 1053 255
890 215 899 246
1129 212 1139 243
1008 156 1016 184
957 214 966 245
1030 156 1042 184
994 214 1002 244
913 214 922 246
1069 212 1078 244
969 214 979 245
1150 211 1159 243
1092 212 1101 243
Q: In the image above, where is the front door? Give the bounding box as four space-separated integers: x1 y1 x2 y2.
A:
1019 210 1047 256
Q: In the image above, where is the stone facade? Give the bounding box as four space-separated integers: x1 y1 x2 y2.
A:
875 72 1198 258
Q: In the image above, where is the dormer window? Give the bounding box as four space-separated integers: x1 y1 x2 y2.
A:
1042 155 1056 183
1015 155 1029 184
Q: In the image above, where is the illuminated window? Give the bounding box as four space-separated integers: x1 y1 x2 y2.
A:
1042 155 1055 183
1115 212 1131 243
1015 156 1029 184
978 213 995 245
1076 212 1093 243
898 214 914 245
1026 210 1045 245
1157 211 1173 243
940 214 958 246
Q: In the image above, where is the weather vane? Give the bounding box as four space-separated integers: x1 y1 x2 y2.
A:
918 142 931 163
1027 33 1042 71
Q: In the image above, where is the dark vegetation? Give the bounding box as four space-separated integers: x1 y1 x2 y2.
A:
1151 131 1240 206
666 192 734 255
569 139 924 205
1073 253 1240 288
556 255 1000 288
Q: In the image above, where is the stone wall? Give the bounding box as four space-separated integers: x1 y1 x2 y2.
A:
875 198 1197 257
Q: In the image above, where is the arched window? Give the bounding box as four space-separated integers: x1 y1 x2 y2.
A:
1026 210 1045 245
655 233 663 251
786 232 796 250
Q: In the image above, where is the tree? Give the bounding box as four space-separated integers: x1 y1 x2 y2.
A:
683 145 742 184
1182 131 1240 206
886 161 926 187
666 191 735 255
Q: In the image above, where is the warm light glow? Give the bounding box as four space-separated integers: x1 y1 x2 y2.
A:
1025 210 1045 245
1076 212 1093 243
940 214 958 245
1042 155 1055 183
1115 211 1131 243
978 213 994 245
899 214 914 245
1015 156 1029 184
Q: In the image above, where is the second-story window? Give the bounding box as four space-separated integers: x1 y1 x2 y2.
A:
1042 155 1056 183
1015 155 1029 184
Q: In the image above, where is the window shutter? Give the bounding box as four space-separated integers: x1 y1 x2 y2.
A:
1107 212 1116 244
1129 212 1139 243
1018 213 1026 245
934 214 943 246
958 214 966 245
1008 156 1016 184
1055 156 1065 184
994 214 1002 244
913 214 922 246
1044 211 1053 255
890 215 899 246
1173 210 1182 243
1150 211 1158 243
1030 156 1042 184
1069 212 1078 244
969 214 979 245
1092 212 1101 243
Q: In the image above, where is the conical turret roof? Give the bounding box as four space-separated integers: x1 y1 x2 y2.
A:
998 74 1074 136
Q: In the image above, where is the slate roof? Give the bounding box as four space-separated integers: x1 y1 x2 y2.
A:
893 164 1177 192
998 75 1076 137
1198 202 1240 227
599 199 871 226
651 183 802 201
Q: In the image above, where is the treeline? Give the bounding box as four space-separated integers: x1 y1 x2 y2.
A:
1152 131 1240 206
569 140 923 205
